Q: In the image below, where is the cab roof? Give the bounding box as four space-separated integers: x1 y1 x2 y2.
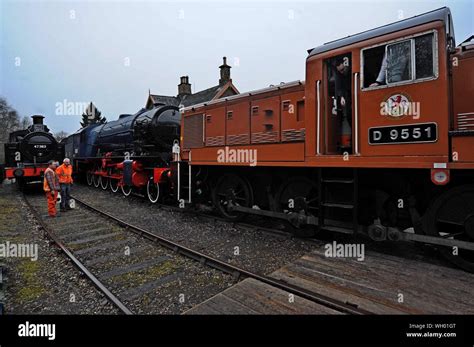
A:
307 7 452 58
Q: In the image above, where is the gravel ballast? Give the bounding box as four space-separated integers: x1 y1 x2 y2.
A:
72 184 317 275
0 182 119 314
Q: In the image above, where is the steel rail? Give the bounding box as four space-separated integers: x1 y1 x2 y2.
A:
72 195 373 315
108 190 321 243
23 195 133 315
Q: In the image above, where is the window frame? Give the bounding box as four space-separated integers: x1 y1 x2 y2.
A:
360 29 439 91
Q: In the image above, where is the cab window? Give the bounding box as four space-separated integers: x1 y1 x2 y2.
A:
362 31 437 89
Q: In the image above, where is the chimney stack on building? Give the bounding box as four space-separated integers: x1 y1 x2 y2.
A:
219 56 231 85
178 76 192 96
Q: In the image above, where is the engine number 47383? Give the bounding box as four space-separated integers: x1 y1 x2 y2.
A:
368 123 437 145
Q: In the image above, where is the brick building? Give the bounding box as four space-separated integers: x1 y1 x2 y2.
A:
145 57 239 109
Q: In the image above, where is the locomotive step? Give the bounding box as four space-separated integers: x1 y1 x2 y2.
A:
321 202 354 209
321 179 354 184
319 225 354 234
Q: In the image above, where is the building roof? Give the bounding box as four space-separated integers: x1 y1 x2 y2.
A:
149 95 181 107
307 7 452 57
179 85 221 107
148 81 239 108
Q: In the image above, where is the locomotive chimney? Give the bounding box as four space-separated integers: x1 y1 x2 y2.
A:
31 115 44 125
219 56 231 85
178 76 192 97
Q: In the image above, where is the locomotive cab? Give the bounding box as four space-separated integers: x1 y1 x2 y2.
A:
306 7 452 163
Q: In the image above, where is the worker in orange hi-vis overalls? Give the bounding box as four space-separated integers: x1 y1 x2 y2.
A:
43 160 60 217
56 158 73 212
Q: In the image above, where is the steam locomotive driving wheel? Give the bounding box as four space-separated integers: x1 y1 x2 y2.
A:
86 172 93 186
424 185 474 273
121 184 132 197
109 169 119 193
93 174 101 188
212 173 253 221
110 178 119 193
147 179 160 203
100 176 109 190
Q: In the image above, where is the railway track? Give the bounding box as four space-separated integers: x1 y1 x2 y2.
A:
93 188 318 243
76 184 442 267
24 194 232 314
24 192 371 315
71 185 474 314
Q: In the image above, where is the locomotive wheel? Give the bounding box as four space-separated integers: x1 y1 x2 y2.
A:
86 172 93 186
147 180 160 204
93 175 101 188
110 179 119 193
424 184 474 273
100 177 109 190
212 174 253 221
121 184 132 197
274 176 319 237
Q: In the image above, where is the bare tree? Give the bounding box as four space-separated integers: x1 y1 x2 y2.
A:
54 131 69 142
0 97 20 143
19 116 32 130
0 97 21 164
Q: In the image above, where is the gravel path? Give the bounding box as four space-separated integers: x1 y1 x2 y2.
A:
72 184 317 275
0 182 119 314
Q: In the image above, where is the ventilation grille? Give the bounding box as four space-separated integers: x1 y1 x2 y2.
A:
457 113 474 130
282 128 306 142
227 133 250 146
183 114 204 149
206 136 225 146
251 131 278 144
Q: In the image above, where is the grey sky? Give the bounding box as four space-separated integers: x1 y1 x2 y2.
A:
1 0 472 134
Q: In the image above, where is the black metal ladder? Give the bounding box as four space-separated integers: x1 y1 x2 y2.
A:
176 160 192 204
317 168 358 234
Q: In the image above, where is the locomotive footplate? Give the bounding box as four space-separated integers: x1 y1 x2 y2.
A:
227 202 474 251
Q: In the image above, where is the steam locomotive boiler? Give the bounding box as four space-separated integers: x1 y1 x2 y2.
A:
67 104 181 201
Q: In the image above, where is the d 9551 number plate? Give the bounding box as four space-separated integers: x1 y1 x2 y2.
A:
368 123 437 145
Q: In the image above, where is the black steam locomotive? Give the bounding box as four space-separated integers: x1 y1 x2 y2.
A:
64 104 181 201
3 115 64 189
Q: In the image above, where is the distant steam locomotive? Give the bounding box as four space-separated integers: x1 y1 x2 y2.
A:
3 115 64 189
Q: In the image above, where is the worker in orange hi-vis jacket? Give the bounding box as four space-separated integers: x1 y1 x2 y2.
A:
43 160 60 217
56 158 73 212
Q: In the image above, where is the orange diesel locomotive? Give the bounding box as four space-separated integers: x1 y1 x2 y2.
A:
177 8 474 271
